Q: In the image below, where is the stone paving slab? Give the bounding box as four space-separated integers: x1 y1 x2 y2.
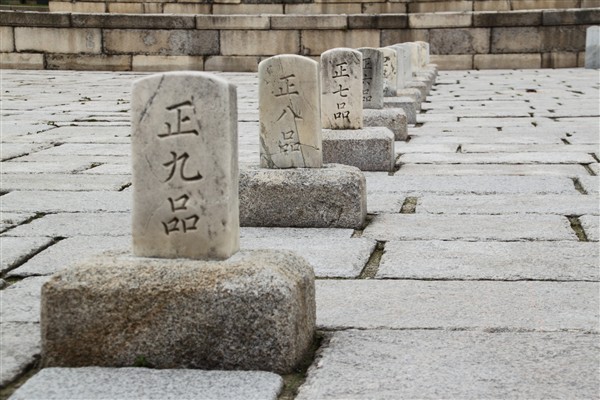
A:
10 368 283 400
1 191 131 213
1 160 94 174
399 152 596 164
580 215 600 242
32 143 131 157
417 194 600 215
241 237 375 278
296 330 600 400
1 276 50 323
0 212 35 233
316 280 599 331
366 175 579 195
396 163 591 176
0 322 41 388
462 144 600 153
13 153 130 164
377 241 599 281
0 143 55 161
1 173 131 191
0 236 54 274
362 214 577 241
366 192 405 214
4 213 131 237
79 163 131 175
7 236 130 278
579 175 600 195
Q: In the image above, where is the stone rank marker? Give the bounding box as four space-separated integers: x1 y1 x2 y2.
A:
585 26 600 69
358 47 384 109
240 54 367 228
259 54 322 168
380 47 398 97
321 48 363 130
320 48 395 172
41 71 316 375
131 72 239 260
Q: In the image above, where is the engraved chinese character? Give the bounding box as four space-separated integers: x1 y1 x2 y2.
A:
332 84 349 98
332 62 350 79
168 194 190 212
363 58 373 70
162 215 199 235
334 111 350 120
277 105 303 121
158 100 199 138
162 152 203 182
337 102 346 110
274 74 299 97
162 194 200 235
279 130 301 153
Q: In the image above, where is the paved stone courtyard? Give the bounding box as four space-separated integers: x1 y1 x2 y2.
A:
1 67 599 398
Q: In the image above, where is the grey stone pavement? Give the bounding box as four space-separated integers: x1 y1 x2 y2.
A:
1 67 599 399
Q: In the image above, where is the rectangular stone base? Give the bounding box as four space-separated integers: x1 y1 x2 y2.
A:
363 108 408 140
322 127 395 172
41 250 316 374
239 164 366 229
404 81 428 101
396 87 425 105
383 97 418 124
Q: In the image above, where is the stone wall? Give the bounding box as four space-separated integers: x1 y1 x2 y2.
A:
1 8 599 71
47 0 600 15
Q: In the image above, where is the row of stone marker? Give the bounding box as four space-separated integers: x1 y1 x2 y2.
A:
24 42 438 399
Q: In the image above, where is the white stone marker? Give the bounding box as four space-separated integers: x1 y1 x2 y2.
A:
416 41 430 68
321 48 363 130
379 47 398 97
393 44 414 87
585 26 600 69
131 72 239 260
405 42 421 75
358 47 384 109
259 55 322 169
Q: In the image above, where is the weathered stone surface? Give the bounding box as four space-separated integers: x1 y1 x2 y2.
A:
473 10 542 27
430 28 490 55
0 212 35 232
383 97 417 124
379 47 397 97
417 194 600 215
586 26 600 68
41 250 315 374
72 14 195 29
358 48 384 109
580 215 599 241
322 127 395 172
14 27 101 54
378 240 599 281
316 280 599 331
400 152 596 164
242 236 375 278
259 55 322 168
0 173 130 191
2 276 50 323
131 72 239 260
6 213 130 238
297 330 600 400
221 30 299 56
320 48 363 130
7 236 130 278
131 55 203 72
104 29 218 56
363 108 408 141
0 323 41 388
1 236 54 274
239 164 366 229
362 214 577 241
10 368 283 400
1 190 131 213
